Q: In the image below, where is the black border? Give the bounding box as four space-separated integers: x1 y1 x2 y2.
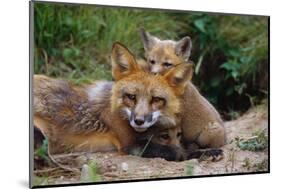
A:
29 1 34 188
267 16 270 173
29 1 270 188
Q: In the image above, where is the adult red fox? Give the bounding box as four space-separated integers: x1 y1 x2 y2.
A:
140 29 226 148
33 42 192 154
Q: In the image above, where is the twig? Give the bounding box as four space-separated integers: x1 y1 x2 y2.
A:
138 134 154 157
34 167 60 174
41 48 49 75
47 147 81 174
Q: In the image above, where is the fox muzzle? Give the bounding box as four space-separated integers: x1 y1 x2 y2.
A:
124 108 161 132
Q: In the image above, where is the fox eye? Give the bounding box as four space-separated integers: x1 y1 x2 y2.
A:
163 62 173 68
125 93 136 101
160 133 170 140
177 132 182 138
149 59 155 64
152 97 165 104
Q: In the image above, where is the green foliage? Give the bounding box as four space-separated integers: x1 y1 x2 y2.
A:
34 139 49 161
235 130 268 151
33 176 49 186
242 158 251 170
81 160 102 182
171 13 268 113
242 158 268 172
87 160 102 182
34 2 180 82
34 2 268 115
185 162 195 176
253 159 268 172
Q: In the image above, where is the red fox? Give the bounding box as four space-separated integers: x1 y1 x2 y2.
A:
140 29 226 148
33 42 193 154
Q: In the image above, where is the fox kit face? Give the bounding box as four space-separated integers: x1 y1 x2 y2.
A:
111 43 193 132
140 28 192 75
150 126 183 148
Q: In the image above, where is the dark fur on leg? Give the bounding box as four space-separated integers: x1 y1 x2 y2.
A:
126 139 185 161
186 148 223 161
126 139 223 162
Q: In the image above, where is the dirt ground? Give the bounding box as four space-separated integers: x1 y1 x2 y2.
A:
33 105 268 186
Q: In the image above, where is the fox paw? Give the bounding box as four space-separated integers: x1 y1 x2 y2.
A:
200 149 223 162
188 148 223 162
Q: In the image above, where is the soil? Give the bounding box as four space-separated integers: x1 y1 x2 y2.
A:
33 105 268 186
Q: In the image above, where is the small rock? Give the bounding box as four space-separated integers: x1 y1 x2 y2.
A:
75 156 87 167
110 164 117 171
121 162 129 172
104 160 112 167
104 160 118 171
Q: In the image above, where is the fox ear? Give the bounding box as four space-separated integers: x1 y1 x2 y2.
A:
164 63 193 95
140 28 159 52
175 36 192 61
111 42 139 81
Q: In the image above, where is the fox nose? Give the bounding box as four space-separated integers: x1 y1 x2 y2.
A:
152 71 158 75
134 118 145 126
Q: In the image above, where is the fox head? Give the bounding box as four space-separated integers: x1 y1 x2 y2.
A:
137 126 184 160
111 42 193 132
149 126 183 149
140 28 192 75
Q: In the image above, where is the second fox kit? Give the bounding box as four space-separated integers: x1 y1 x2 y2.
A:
140 29 226 148
129 125 223 161
132 126 185 161
33 42 191 154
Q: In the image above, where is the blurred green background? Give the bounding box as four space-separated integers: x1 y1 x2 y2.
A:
34 2 268 120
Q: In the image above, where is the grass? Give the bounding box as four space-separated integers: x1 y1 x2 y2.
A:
226 148 236 172
80 160 102 182
253 159 268 172
33 176 49 186
242 158 268 172
235 129 268 151
226 109 241 120
34 139 49 160
34 138 52 167
34 2 181 83
138 134 154 157
185 162 195 176
242 158 251 171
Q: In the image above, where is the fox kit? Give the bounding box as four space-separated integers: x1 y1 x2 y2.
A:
33 42 192 154
140 29 226 148
131 126 185 161
140 28 192 74
129 125 223 161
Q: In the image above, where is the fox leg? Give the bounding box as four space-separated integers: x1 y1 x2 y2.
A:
183 139 223 161
186 148 223 162
196 122 226 148
104 132 126 155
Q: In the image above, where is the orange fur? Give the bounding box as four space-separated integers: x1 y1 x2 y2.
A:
33 75 135 154
111 43 192 131
33 43 193 154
